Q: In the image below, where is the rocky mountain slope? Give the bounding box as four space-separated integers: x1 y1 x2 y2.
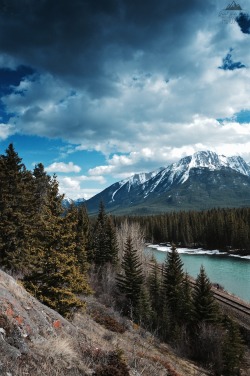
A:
85 151 250 214
0 269 209 376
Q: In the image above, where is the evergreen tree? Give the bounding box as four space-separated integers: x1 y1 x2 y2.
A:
116 236 144 320
161 244 184 322
68 204 89 274
92 201 109 265
24 174 91 317
105 215 119 265
0 144 35 271
192 265 218 324
180 272 193 325
148 257 162 316
222 319 245 376
92 202 118 265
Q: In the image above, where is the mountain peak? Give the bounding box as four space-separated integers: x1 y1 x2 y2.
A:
85 150 250 214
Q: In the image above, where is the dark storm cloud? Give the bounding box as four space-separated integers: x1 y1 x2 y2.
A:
236 12 250 34
0 0 214 96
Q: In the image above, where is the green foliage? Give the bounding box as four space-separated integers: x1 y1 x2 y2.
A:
161 244 185 322
115 207 250 254
116 236 144 319
0 144 92 317
147 257 162 315
192 265 219 324
221 318 245 376
91 202 118 265
24 203 92 317
0 144 36 271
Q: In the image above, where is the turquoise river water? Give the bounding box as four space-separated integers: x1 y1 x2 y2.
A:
146 245 250 303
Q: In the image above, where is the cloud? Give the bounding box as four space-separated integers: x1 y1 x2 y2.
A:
46 161 81 173
218 48 245 70
88 116 250 178
58 175 106 199
0 123 15 139
236 12 250 34
1 0 250 191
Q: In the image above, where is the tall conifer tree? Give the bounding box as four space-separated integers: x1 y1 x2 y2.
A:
116 236 144 319
192 265 218 324
0 144 35 271
92 202 118 265
161 244 184 322
24 173 91 317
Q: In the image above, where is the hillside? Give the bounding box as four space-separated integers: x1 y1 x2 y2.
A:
0 269 209 376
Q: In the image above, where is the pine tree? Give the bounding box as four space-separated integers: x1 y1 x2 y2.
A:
67 204 89 274
0 144 35 271
180 272 193 325
116 236 144 320
92 201 109 265
192 265 218 324
105 215 119 265
24 174 92 317
161 244 184 322
91 202 118 265
222 319 245 376
148 257 161 316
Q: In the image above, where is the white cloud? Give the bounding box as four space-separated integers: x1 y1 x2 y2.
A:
57 175 106 199
0 123 15 140
46 161 81 173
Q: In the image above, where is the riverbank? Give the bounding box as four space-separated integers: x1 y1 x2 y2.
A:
146 243 250 260
146 244 250 303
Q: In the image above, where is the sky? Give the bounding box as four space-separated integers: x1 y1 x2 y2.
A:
0 0 250 199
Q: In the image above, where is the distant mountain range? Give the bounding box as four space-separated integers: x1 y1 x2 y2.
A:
78 151 250 215
63 197 86 208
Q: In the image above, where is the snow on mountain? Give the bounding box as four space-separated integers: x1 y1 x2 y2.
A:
111 151 250 201
111 168 164 202
62 197 85 207
149 151 250 190
85 150 250 213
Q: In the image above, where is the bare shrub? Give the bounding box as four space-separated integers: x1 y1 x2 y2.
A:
190 323 224 373
31 335 80 372
116 220 151 279
88 263 118 307
93 350 130 376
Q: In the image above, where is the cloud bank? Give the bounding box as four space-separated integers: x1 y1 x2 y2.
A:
0 0 250 194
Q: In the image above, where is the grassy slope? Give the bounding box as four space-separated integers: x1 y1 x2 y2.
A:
0 269 209 376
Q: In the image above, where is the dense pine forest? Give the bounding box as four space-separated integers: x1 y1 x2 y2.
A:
114 208 250 255
0 144 247 375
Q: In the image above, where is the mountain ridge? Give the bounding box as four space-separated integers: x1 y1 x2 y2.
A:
83 151 250 214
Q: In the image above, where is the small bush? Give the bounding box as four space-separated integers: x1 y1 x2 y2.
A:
93 364 126 376
93 350 130 376
90 309 126 333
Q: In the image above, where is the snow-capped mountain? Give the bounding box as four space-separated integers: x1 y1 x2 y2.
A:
62 197 86 208
141 151 250 198
110 168 164 202
85 151 250 214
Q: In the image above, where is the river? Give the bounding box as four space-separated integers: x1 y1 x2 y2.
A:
146 245 250 303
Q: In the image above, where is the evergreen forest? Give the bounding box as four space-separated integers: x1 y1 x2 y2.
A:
0 144 247 375
114 208 250 255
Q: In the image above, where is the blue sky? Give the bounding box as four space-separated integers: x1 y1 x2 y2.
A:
0 0 250 199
